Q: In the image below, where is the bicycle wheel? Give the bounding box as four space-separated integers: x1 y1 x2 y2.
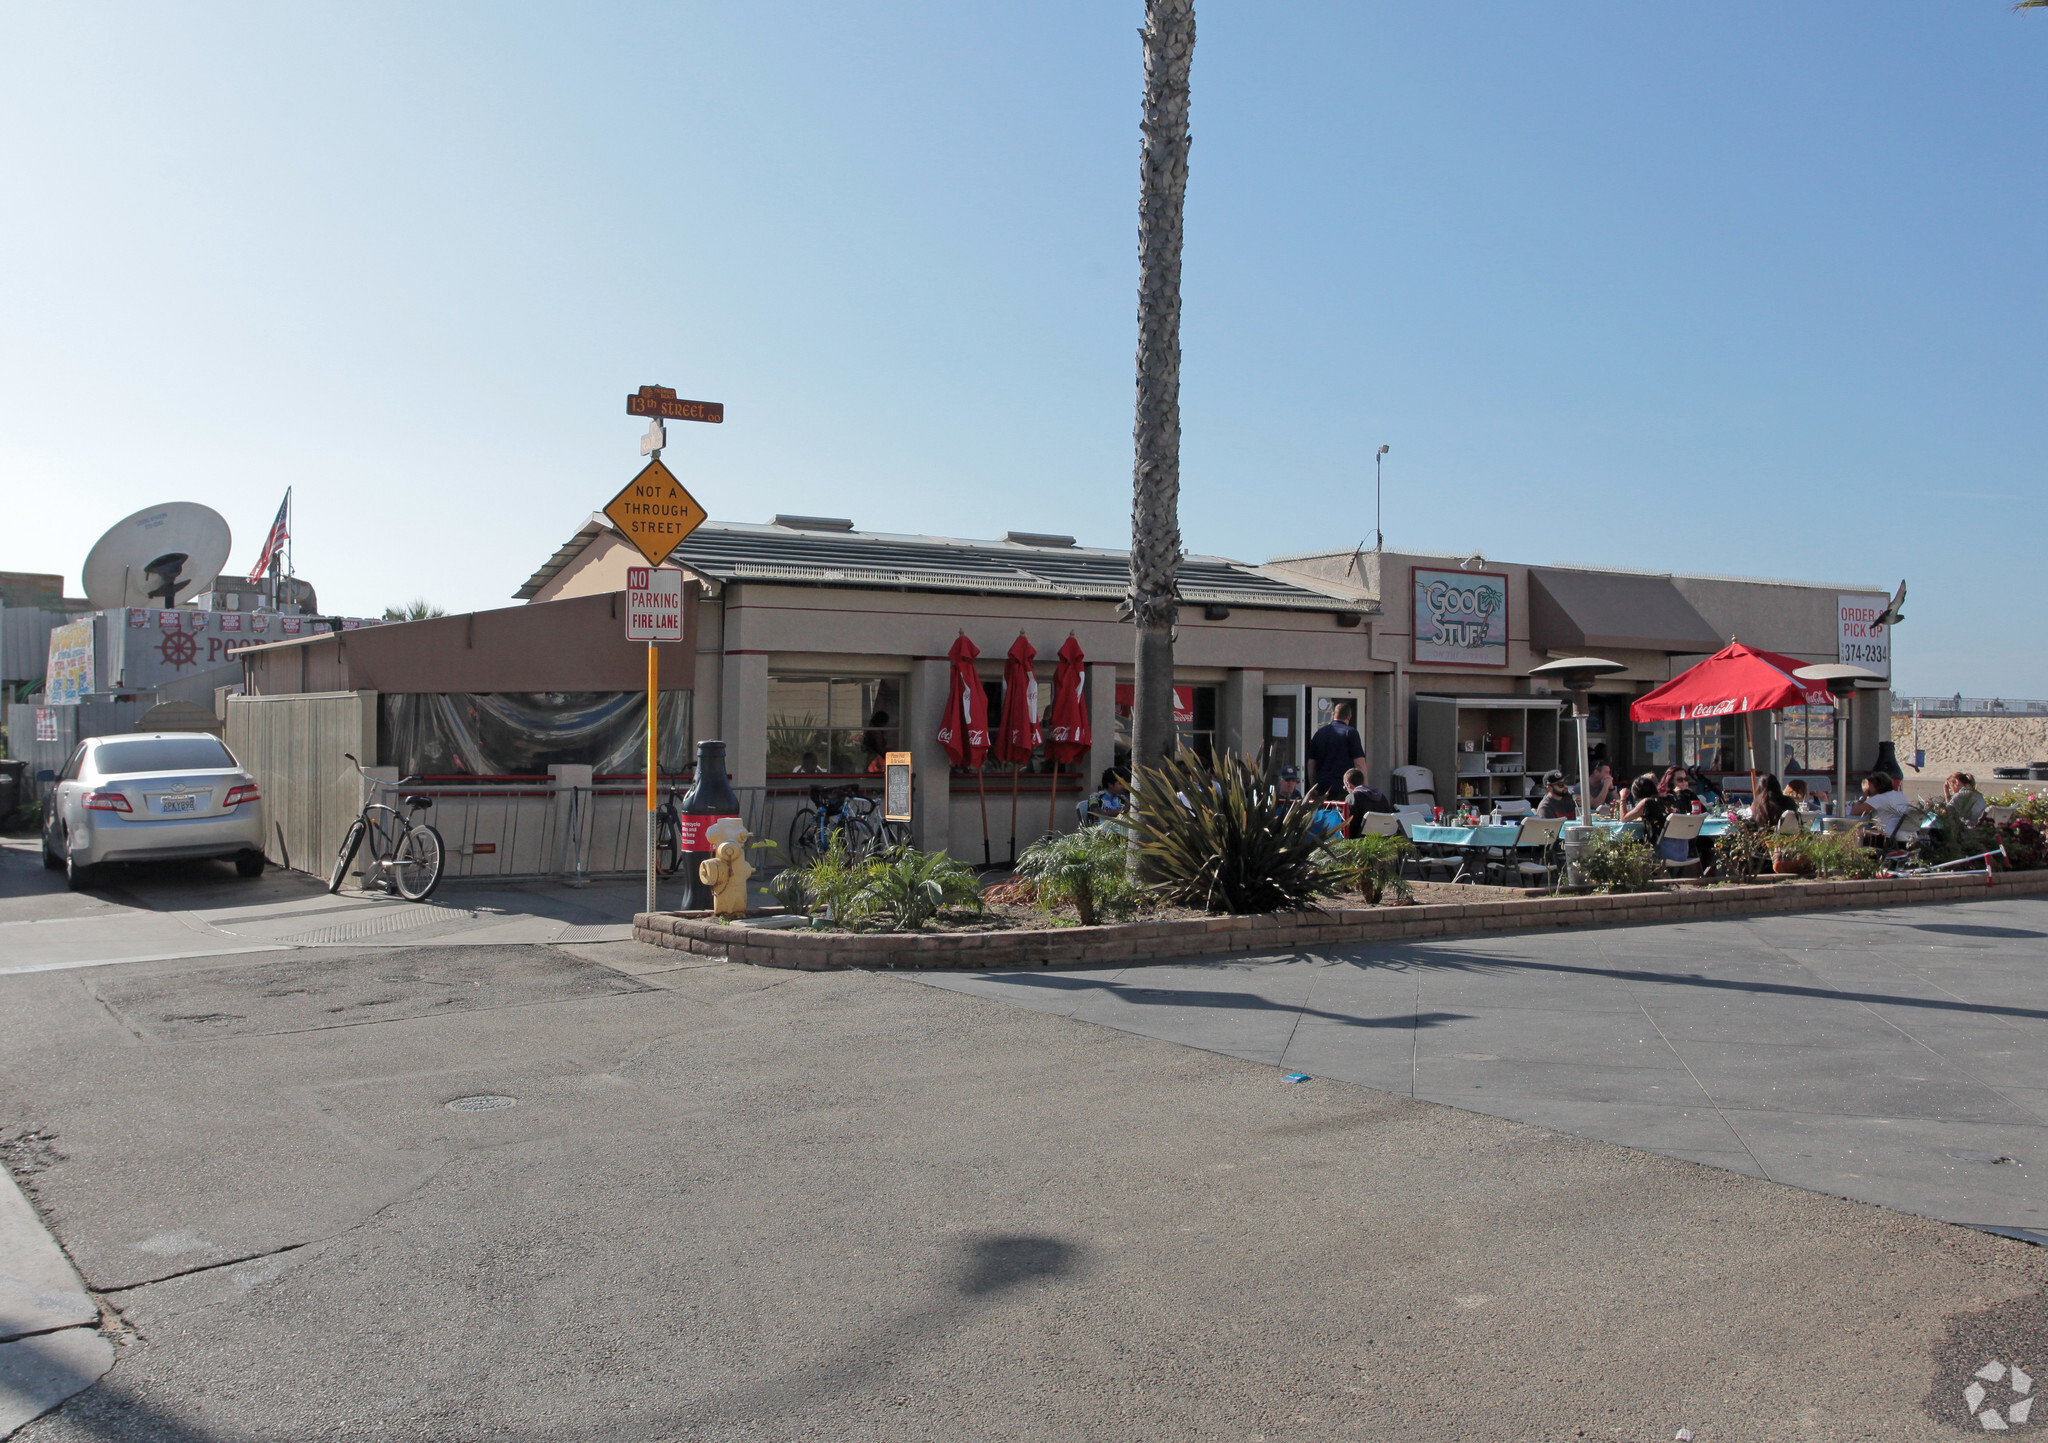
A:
328 819 366 894
655 806 682 878
392 823 445 901
788 807 820 866
840 814 880 859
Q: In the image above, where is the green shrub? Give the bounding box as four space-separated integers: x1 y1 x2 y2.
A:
1130 749 1338 914
1324 833 1413 905
1806 830 1882 879
1713 826 1771 882
1918 798 1994 865
1581 830 1660 892
770 838 983 931
1015 824 1141 925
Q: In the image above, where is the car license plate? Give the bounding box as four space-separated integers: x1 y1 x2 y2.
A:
159 795 196 814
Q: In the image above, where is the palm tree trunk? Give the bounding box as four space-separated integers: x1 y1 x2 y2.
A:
1130 0 1194 790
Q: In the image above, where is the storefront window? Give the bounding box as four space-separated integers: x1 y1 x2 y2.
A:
1680 717 1736 772
1778 705 1837 776
767 676 900 775
1112 684 1216 770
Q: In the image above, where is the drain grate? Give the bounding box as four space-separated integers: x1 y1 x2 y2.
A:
445 1095 517 1113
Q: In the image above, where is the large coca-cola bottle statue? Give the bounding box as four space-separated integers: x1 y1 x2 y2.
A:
677 739 741 911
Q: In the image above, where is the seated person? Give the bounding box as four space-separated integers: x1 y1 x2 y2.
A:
1945 771 1986 825
1535 772 1576 820
1851 773 1914 846
1274 765 1303 803
1620 774 1670 834
1341 768 1395 836
1747 773 1793 831
1583 761 1617 814
1784 778 1821 812
1083 768 1131 823
790 751 827 775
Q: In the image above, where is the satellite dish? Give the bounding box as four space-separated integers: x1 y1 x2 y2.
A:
81 503 233 610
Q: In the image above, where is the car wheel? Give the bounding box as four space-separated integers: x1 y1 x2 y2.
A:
42 831 62 871
236 851 266 879
65 844 98 891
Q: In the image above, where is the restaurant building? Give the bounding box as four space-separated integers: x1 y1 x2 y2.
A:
496 514 1895 854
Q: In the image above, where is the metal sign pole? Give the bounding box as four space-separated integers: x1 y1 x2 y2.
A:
647 639 658 915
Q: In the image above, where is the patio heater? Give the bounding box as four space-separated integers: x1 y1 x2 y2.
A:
1793 663 1884 823
1528 656 1627 818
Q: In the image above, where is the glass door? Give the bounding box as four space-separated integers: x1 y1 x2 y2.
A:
1261 685 1303 776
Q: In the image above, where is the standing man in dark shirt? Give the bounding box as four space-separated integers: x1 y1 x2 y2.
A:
1307 701 1368 800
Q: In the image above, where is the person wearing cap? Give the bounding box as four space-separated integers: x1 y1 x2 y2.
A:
1275 765 1303 803
1536 771 1576 820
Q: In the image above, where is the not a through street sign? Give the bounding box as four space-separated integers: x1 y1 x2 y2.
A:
625 567 685 642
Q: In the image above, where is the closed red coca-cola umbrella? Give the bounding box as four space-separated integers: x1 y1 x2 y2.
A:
993 634 1042 863
1045 635 1089 834
937 633 991 865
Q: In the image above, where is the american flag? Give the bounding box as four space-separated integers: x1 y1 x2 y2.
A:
247 490 290 582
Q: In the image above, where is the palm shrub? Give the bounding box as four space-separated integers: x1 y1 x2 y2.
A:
1324 833 1413 905
853 845 984 931
1129 749 1339 913
768 839 982 931
1015 824 1141 925
1919 798 1994 865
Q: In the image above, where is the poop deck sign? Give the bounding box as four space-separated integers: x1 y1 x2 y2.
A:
1412 568 1509 668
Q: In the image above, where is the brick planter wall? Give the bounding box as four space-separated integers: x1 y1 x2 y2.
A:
633 868 2048 972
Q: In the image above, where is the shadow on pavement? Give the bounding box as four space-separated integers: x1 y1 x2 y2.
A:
966 970 1470 1030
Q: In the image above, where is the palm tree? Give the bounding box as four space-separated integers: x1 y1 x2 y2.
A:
381 599 447 621
1129 0 1195 786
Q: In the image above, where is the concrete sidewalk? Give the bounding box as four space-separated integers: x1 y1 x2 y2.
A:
912 894 2048 1244
2 941 2044 1439
0 839 643 975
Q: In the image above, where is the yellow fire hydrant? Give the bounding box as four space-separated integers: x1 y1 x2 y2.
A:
698 838 754 917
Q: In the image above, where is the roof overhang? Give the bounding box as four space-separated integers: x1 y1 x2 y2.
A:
1528 568 1722 655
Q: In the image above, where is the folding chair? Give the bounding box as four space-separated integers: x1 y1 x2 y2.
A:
1358 811 1404 837
1658 812 1705 879
1483 816 1566 887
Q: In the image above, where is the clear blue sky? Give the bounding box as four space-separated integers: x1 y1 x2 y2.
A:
2 3 2040 694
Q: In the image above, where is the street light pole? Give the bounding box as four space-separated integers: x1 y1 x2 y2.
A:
1375 444 1390 552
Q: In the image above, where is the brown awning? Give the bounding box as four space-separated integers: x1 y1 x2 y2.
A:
1528 569 1722 654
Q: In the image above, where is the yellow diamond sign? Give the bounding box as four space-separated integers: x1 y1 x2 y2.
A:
604 458 707 566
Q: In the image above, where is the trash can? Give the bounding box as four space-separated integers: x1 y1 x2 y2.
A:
0 759 25 822
1561 825 1592 887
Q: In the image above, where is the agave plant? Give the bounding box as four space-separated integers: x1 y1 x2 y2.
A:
1015 824 1141 925
1128 749 1338 914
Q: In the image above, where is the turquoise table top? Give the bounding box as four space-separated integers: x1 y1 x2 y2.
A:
1579 817 1735 838
1410 823 1522 847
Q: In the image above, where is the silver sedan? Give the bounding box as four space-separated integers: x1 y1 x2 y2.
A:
41 732 267 890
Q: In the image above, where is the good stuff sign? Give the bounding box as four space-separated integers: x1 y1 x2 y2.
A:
1412 568 1509 668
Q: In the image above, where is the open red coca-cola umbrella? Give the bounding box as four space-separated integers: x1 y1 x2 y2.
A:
1629 641 1835 722
1630 641 1834 785
993 634 1042 863
936 633 991 863
1045 635 1090 834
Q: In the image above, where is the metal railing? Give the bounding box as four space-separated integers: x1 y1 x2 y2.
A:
1894 696 2048 716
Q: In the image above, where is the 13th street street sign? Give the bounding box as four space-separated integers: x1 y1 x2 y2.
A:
627 385 724 424
604 457 708 566
625 567 685 642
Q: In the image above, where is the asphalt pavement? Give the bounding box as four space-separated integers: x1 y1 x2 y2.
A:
1 907 2044 1437
913 896 2048 1245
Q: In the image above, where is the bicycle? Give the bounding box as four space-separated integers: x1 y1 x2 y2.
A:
328 754 447 900
788 784 888 865
655 784 686 878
